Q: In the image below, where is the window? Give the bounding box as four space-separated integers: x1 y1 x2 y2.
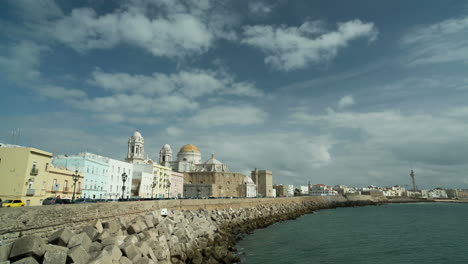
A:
45 163 49 171
87 167 89 173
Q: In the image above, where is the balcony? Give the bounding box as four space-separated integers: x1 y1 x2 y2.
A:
26 189 35 196
30 168 39 176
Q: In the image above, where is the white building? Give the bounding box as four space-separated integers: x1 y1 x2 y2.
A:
287 185 294 197
131 164 154 198
310 184 338 196
299 186 309 195
243 176 257 198
107 158 133 200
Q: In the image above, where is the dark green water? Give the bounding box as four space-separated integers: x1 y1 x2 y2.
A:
237 203 468 264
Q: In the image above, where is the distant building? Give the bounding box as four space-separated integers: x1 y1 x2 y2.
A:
251 169 273 197
47 165 83 200
299 186 309 195
310 184 338 196
287 185 294 197
107 158 133 200
170 171 184 198
53 152 109 200
0 145 53 205
423 188 448 199
183 184 212 198
273 184 288 197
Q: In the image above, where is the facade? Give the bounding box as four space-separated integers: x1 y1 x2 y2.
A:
153 163 171 198
239 176 257 198
185 171 247 197
287 185 294 197
170 171 184 198
183 184 213 198
0 145 53 206
46 165 83 200
299 186 309 195
251 169 273 197
107 158 133 200
273 184 288 197
132 164 155 198
53 152 109 199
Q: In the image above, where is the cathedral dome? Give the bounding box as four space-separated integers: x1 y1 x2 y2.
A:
133 131 142 138
162 144 172 152
179 144 200 153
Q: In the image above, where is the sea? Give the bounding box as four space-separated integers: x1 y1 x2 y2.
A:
236 203 468 264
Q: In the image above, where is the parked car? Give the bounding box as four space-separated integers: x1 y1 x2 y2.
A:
42 197 73 205
73 198 97 204
3 199 25 207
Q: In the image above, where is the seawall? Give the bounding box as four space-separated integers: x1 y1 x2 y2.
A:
0 196 382 263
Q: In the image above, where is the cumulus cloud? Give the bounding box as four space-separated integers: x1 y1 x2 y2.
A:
241 19 378 71
248 1 274 16
46 0 238 58
401 15 468 66
90 69 263 98
189 105 268 127
337 95 355 109
39 85 87 100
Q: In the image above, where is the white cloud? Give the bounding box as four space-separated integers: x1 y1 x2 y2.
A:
401 16 468 66
39 85 87 100
337 95 355 109
90 69 263 98
189 105 268 127
241 19 378 71
248 2 274 16
47 0 238 58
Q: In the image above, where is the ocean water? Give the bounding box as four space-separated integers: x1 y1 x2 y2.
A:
237 203 468 264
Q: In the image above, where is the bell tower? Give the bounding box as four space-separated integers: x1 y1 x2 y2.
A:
126 131 145 163
159 144 173 167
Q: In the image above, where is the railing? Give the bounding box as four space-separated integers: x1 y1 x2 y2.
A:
30 168 39 176
26 189 35 196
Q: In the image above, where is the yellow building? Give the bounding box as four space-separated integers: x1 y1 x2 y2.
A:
153 163 172 198
46 165 83 200
0 145 52 206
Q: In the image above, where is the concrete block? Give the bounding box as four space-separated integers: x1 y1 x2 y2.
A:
43 244 67 264
11 256 39 264
104 245 122 261
89 241 103 253
0 243 13 262
127 223 142 235
89 250 112 264
48 228 73 247
67 233 92 251
136 257 154 264
82 226 99 241
67 246 90 264
135 241 149 256
9 235 46 261
94 219 104 233
119 256 132 264
103 219 121 234
97 230 111 241
121 244 141 260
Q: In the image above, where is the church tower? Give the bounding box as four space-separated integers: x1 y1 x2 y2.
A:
159 144 173 167
126 131 145 164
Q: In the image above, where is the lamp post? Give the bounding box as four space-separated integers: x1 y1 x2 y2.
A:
72 170 80 202
151 181 157 199
166 178 171 198
121 172 128 200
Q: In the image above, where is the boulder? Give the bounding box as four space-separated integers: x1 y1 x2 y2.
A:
136 257 154 264
9 235 46 261
127 223 143 235
89 250 112 264
121 244 141 260
43 245 68 264
11 256 39 264
104 245 122 261
67 246 90 264
82 226 99 241
103 219 121 234
67 233 92 251
0 243 13 262
48 228 73 247
119 256 132 264
94 219 104 233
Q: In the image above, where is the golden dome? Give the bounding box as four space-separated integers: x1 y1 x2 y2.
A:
179 144 200 153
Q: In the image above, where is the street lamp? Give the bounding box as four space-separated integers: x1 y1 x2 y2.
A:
151 180 157 199
121 172 128 200
72 170 80 202
166 178 171 198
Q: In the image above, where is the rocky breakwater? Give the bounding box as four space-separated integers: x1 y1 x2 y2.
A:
0 197 380 264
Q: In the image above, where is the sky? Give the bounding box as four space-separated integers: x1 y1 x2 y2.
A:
1 0 468 189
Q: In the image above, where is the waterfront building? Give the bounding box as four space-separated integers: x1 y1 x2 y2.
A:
53 152 109 199
46 165 83 200
287 185 294 197
272 188 277 197
131 164 154 198
446 189 458 199
0 145 53 206
170 171 184 198
107 158 133 200
239 176 257 198
273 184 288 197
153 163 171 198
310 184 338 196
251 169 273 197
382 185 406 197
299 186 309 195
422 188 448 199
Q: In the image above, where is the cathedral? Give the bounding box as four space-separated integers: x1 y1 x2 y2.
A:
125 131 256 198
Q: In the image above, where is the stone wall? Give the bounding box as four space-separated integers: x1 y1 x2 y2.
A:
0 196 356 243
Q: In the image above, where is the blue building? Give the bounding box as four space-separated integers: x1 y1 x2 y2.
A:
53 152 109 199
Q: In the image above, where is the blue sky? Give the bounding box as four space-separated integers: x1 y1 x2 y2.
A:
1 0 468 189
